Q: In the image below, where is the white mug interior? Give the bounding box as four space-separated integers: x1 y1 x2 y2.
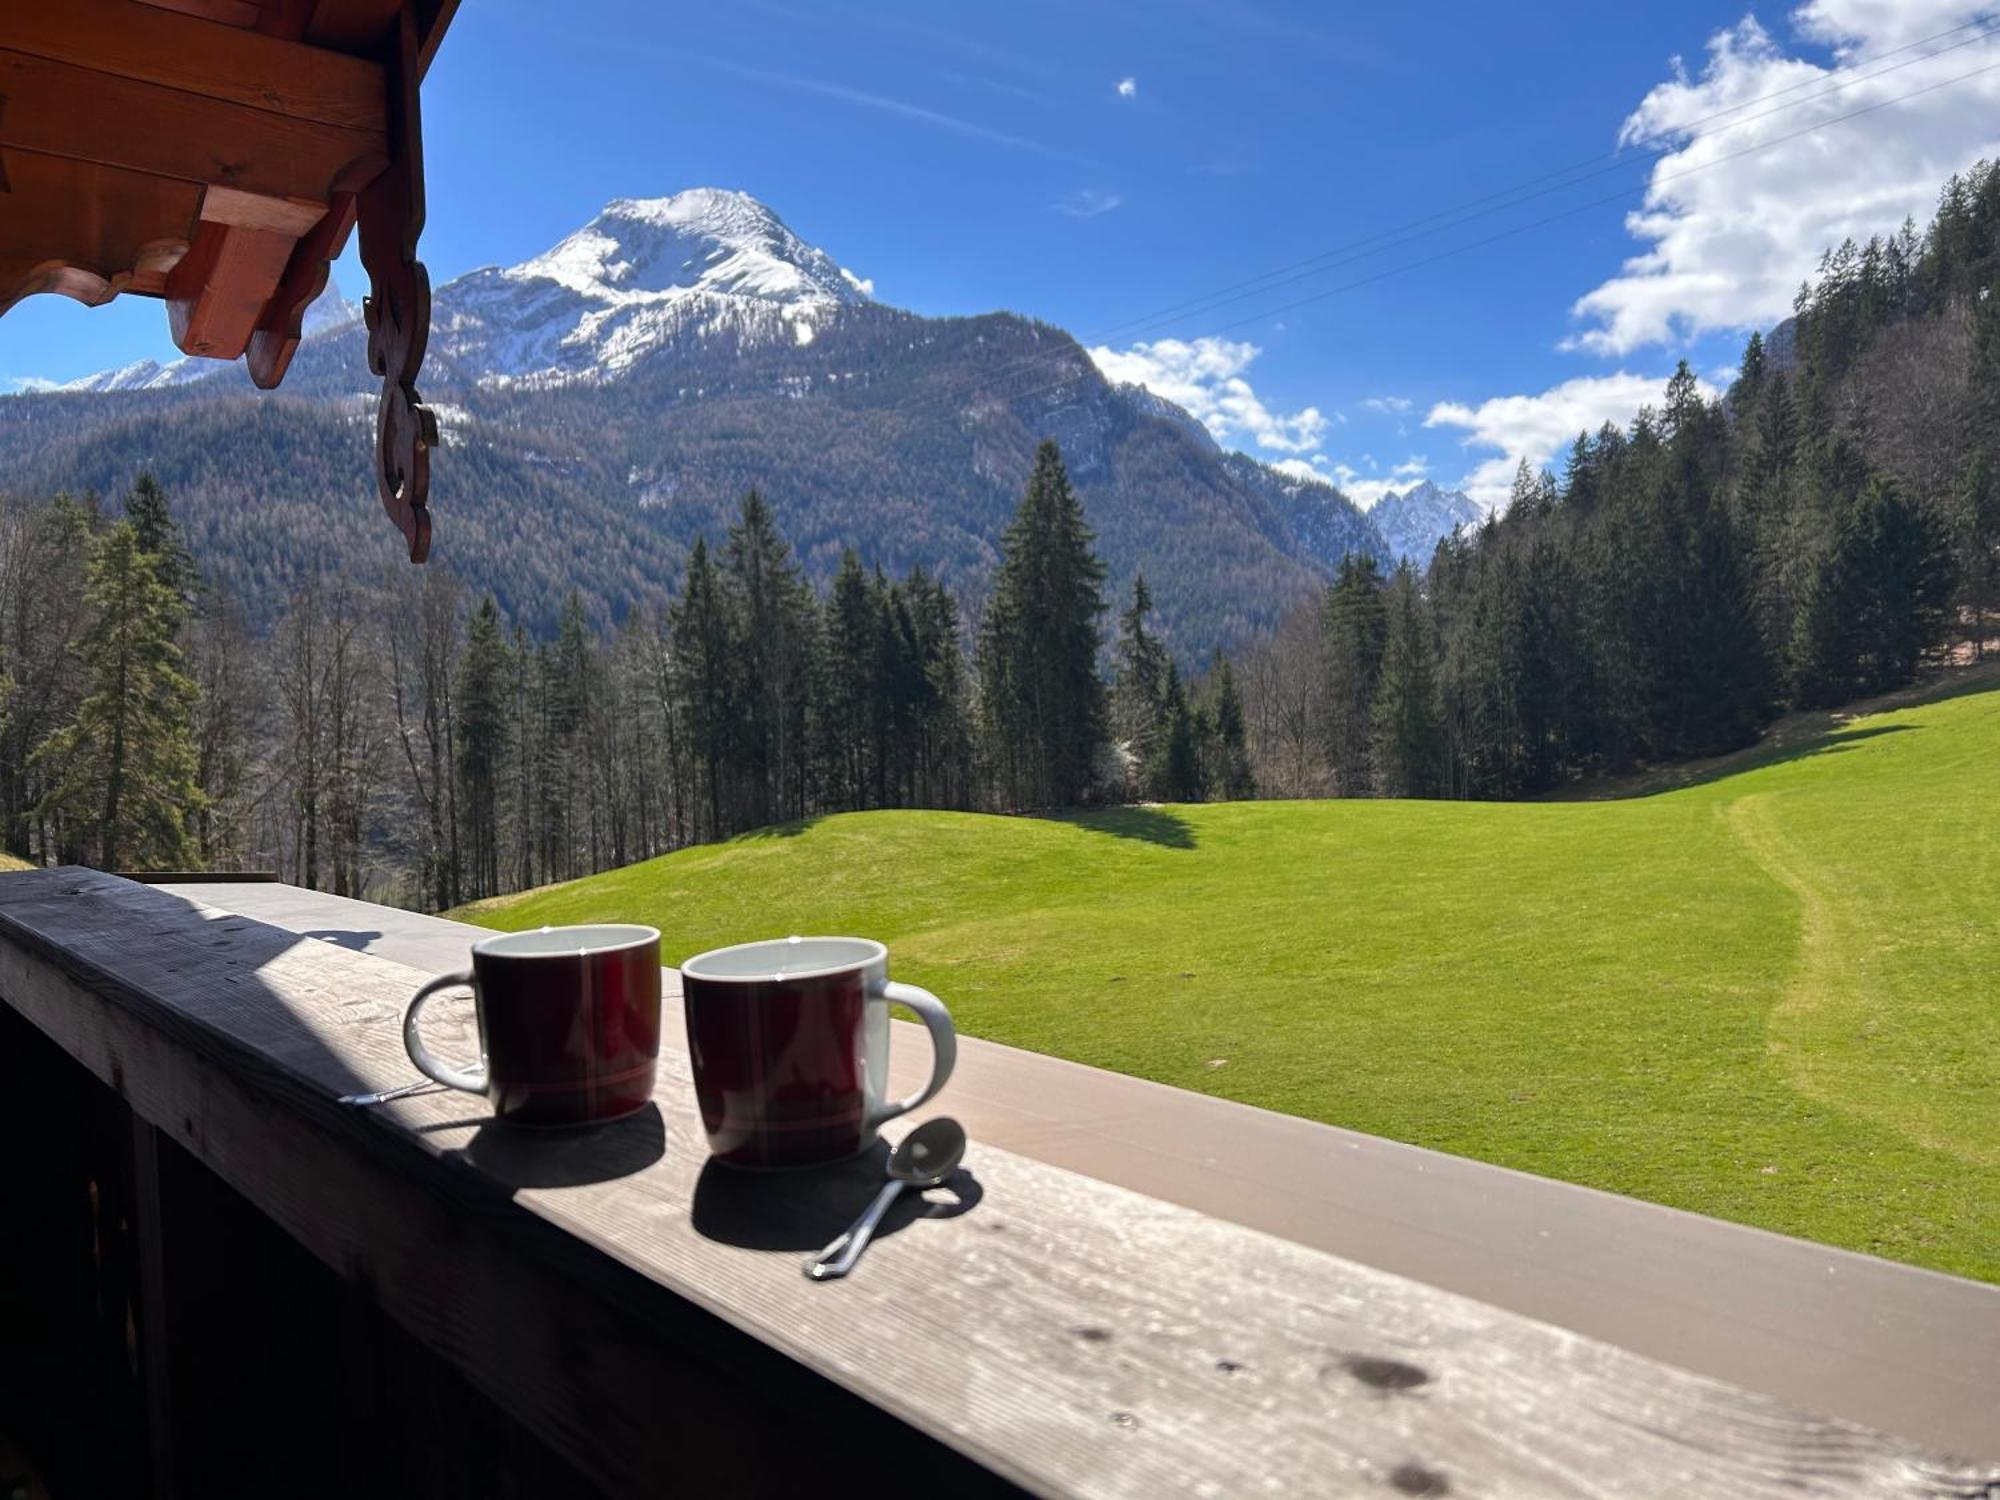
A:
474 923 660 960
680 935 886 982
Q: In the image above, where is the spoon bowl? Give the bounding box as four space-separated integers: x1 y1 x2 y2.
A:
805 1116 967 1280
890 1116 967 1189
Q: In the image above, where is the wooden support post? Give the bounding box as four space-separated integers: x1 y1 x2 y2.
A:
128 1120 178 1500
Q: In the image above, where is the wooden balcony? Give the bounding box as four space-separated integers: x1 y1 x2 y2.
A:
2 867 1997 1498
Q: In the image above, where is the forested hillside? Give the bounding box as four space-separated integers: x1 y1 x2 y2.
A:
0 193 1390 657
1236 160 2000 799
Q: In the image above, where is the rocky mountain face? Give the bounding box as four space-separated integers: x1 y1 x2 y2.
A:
1 189 1387 659
1366 479 1482 567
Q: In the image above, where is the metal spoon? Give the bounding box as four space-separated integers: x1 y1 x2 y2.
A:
337 1077 446 1108
805 1117 968 1281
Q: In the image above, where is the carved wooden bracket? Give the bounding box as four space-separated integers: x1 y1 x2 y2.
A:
356 7 435 564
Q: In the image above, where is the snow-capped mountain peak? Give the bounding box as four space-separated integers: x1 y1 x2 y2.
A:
511 189 867 308
1368 479 1482 566
434 188 873 386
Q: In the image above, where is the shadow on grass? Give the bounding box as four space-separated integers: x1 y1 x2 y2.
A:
733 816 822 841
1569 722 1918 801
1050 805 1197 849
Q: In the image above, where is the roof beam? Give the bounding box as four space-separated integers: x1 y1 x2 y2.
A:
0 48 386 202
1 0 384 131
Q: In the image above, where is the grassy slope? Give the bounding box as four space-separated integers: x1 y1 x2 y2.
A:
0 852 31 872
456 679 2000 1280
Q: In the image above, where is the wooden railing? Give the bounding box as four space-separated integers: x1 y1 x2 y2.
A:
1 867 1996 1499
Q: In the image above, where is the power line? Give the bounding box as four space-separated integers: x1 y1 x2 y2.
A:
883 44 2000 429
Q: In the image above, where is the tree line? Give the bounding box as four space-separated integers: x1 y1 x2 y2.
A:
1234 160 1999 799
4 160 1993 901
0 442 1252 906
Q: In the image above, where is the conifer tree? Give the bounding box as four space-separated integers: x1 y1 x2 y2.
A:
1143 661 1204 801
33 522 201 870
824 549 880 808
457 595 512 898
671 540 734 839
1207 653 1255 800
1322 554 1387 795
1113 573 1170 764
1371 563 1444 797
977 441 1108 808
124 471 195 606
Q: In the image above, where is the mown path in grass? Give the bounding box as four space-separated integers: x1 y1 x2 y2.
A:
457 677 2000 1281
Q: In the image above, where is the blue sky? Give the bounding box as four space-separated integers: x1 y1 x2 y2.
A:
7 0 2000 507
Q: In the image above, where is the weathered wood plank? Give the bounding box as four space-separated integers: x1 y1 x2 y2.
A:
1 0 385 131
0 869 1994 1500
0 49 385 201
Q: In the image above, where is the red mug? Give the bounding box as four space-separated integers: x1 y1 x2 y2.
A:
403 924 663 1127
680 936 956 1169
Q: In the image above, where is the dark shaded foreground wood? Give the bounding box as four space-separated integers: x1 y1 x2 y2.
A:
1 868 1995 1500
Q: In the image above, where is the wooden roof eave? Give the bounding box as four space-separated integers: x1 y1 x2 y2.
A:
0 0 459 562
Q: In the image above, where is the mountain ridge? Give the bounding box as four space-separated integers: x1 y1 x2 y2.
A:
3 188 1392 659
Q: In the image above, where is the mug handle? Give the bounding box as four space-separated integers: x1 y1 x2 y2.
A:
403 970 489 1093
869 981 957 1129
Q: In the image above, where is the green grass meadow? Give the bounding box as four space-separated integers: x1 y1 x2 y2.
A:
457 679 2000 1281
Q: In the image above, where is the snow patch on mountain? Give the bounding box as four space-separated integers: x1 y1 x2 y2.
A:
1367 479 1481 567
58 357 202 394
431 188 873 386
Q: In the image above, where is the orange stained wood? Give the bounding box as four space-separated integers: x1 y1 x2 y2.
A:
0 51 386 204
2 0 386 130
137 0 269 27
0 152 201 314
0 0 458 552
166 185 330 362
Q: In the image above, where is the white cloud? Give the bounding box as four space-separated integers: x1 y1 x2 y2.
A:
1268 458 1331 484
839 266 875 297
1054 188 1125 218
1115 76 1137 98
1425 370 1720 509
1087 336 1331 454
1318 456 1429 509
1360 395 1414 415
1569 2 2000 354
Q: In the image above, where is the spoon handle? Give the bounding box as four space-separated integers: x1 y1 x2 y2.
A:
805 1179 906 1280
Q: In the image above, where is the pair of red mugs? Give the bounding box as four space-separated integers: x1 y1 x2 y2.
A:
403 927 955 1169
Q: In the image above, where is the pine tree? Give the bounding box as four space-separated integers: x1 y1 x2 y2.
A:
824 549 881 809
124 472 195 606
1371 563 1444 797
1207 653 1255 800
1112 573 1170 768
671 541 735 839
457 595 512 899
32 522 201 870
1790 476 1952 704
976 441 1109 808
1143 661 1204 801
1952 455 1998 655
724 491 812 827
1322 553 1388 795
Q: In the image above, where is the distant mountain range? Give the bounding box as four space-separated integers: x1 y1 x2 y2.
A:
1 189 1476 657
